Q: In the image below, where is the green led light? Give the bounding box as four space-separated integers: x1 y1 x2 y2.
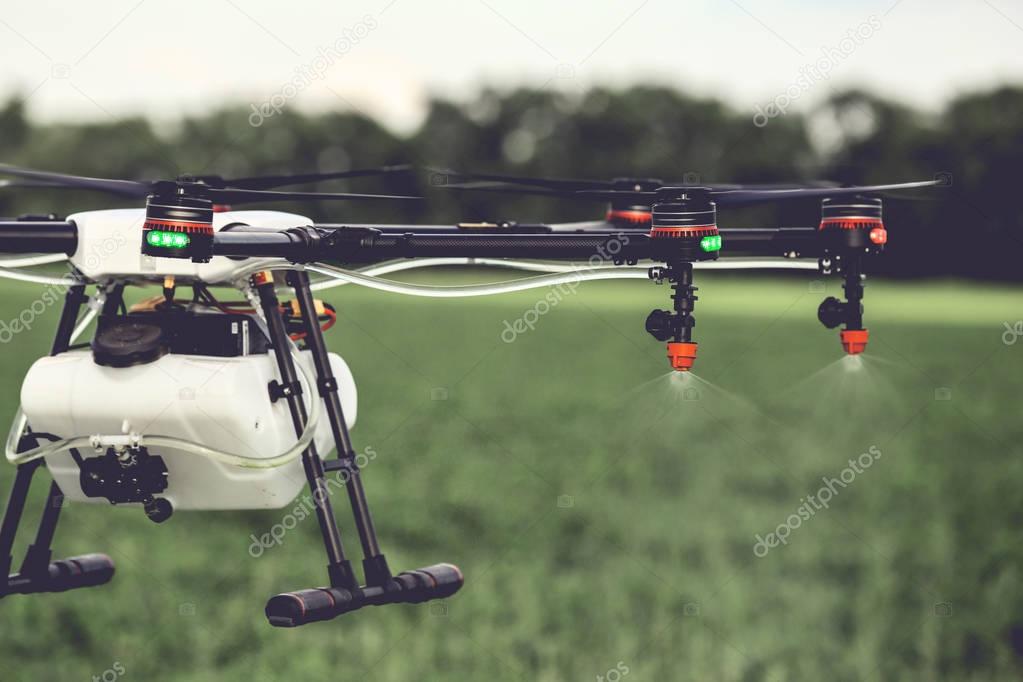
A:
146 230 190 249
700 235 722 252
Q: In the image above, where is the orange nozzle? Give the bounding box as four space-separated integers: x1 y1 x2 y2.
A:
666 342 698 372
840 329 869 355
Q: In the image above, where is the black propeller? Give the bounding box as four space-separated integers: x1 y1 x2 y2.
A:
578 180 945 207
0 179 66 190
429 168 619 192
194 164 414 190
0 164 420 203
435 171 946 207
429 167 842 194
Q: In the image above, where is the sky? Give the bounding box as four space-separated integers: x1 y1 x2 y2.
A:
1 0 1022 134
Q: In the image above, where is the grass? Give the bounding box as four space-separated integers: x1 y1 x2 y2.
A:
1 270 1022 681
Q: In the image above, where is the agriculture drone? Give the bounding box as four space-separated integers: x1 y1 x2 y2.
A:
0 163 942 627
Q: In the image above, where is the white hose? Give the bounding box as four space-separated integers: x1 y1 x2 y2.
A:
0 267 79 286
0 253 69 268
6 348 322 469
306 263 647 298
71 307 98 341
305 258 818 298
308 257 818 292
356 257 820 275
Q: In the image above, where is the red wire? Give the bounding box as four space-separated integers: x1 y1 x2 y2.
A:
289 309 336 341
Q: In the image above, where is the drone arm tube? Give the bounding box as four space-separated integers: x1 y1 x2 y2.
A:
212 225 821 264
0 221 77 254
717 227 819 257
348 231 650 261
212 226 650 263
213 227 312 258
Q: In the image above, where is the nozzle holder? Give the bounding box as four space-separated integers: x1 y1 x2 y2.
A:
667 342 698 372
840 329 869 355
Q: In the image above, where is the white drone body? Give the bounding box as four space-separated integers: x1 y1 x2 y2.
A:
17 208 360 511
68 207 307 284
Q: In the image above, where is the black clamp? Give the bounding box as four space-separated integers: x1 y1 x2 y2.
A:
322 456 358 477
268 379 304 403
317 376 338 397
281 226 324 264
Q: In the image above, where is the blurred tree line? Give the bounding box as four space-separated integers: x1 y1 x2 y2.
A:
0 84 1020 280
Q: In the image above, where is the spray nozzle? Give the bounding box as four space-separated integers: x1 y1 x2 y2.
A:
666 342 698 372
840 329 869 355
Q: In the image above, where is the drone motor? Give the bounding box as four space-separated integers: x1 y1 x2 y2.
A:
603 177 662 228
141 185 215 262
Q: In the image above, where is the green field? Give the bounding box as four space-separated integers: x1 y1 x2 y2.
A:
1 271 1022 681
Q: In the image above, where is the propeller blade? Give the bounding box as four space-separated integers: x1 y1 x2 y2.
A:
0 179 67 190
708 179 944 206
437 177 847 201
435 181 586 199
571 189 657 201
0 164 150 197
206 187 422 204
573 179 943 205
213 164 415 190
428 167 612 191
430 168 845 194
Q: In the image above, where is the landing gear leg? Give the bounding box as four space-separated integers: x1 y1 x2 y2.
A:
1 284 116 598
255 270 463 627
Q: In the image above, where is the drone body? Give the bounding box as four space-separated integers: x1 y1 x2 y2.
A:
70 208 310 283
0 163 942 627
